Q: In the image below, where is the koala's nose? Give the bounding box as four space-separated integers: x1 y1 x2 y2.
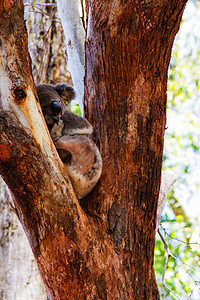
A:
51 101 62 117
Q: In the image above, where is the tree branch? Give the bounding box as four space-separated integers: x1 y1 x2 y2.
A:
57 0 85 114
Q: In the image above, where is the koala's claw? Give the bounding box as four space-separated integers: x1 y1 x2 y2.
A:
51 119 64 142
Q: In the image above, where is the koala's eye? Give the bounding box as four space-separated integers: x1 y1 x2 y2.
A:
51 101 62 116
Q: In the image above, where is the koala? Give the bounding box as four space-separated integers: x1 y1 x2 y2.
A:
36 84 102 198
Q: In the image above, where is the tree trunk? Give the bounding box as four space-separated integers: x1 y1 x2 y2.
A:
0 178 47 300
0 0 187 299
0 1 70 298
57 0 85 113
83 1 187 298
25 0 72 85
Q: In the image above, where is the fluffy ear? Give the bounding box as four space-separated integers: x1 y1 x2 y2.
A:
55 84 76 104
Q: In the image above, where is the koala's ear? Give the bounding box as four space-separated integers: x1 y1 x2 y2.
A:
55 84 76 105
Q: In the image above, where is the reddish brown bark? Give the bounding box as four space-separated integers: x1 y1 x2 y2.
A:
0 0 187 299
84 0 188 298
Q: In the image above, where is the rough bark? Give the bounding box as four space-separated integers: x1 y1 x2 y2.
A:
0 0 187 299
84 0 188 298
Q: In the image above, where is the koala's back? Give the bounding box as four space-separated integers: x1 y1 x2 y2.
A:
62 111 93 136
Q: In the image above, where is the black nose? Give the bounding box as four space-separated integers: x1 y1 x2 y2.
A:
51 101 62 116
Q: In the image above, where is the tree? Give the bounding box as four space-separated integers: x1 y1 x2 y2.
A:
25 0 71 85
0 0 187 299
0 1 69 298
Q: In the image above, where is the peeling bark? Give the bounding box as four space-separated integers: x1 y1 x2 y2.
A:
0 0 188 299
0 1 71 298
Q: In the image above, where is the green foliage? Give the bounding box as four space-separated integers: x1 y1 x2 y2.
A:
155 214 200 299
70 101 82 116
154 3 200 299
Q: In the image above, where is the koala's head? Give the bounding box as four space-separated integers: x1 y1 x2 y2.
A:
36 83 75 129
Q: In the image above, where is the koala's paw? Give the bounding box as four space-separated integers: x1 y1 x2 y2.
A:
51 119 64 142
